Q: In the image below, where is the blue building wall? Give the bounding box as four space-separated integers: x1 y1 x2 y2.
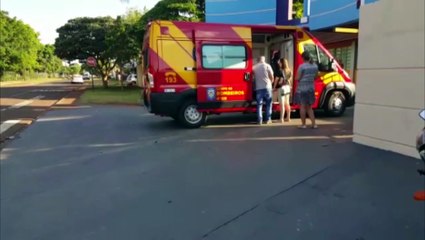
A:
205 0 379 29
205 0 276 25
297 0 379 30
303 0 359 29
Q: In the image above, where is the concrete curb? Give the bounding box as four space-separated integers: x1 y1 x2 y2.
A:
0 79 64 87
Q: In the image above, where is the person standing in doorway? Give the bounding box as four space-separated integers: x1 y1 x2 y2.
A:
271 50 283 103
294 51 319 129
253 56 274 125
275 58 292 123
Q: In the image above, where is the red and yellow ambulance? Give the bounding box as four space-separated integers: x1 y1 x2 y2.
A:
140 20 355 128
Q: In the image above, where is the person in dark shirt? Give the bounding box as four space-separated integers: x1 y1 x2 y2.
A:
271 50 283 83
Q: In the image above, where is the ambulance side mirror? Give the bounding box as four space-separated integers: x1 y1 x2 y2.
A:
318 59 335 72
330 58 338 71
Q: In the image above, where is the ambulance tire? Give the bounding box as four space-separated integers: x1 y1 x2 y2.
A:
178 100 206 128
324 91 346 117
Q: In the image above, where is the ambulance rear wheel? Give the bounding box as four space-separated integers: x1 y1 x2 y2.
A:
178 100 206 128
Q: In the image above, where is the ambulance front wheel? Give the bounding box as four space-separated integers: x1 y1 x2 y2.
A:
178 100 206 128
324 91 346 117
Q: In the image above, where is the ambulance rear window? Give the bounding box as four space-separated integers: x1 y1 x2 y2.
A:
202 45 246 69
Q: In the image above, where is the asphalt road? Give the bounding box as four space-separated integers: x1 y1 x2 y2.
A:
0 80 82 143
1 106 424 240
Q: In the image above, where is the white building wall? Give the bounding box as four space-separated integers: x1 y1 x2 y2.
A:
353 0 425 158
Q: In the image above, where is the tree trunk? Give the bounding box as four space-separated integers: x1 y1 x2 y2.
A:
118 69 124 90
102 76 109 88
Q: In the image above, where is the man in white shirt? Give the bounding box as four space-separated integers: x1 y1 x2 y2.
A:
253 56 274 125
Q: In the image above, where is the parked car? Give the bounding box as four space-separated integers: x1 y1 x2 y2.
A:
82 72 91 80
126 73 137 86
71 74 84 84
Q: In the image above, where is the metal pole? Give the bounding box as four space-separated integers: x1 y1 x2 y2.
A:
91 74 94 90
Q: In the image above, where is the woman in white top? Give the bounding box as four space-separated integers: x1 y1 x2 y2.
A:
274 58 292 123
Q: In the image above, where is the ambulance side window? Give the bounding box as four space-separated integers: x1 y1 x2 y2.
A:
303 44 319 63
202 45 246 69
303 44 333 72
317 47 332 72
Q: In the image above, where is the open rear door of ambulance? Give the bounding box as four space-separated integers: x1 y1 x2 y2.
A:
194 25 253 112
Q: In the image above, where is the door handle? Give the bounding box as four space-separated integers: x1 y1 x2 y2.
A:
244 72 251 81
184 67 197 71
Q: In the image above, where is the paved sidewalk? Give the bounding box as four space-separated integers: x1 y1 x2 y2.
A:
204 144 425 240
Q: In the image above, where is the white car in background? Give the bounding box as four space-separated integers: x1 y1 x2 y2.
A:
71 74 84 84
125 73 137 86
82 72 91 80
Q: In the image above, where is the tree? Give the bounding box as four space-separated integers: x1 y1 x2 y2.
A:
135 0 204 50
69 64 81 75
0 11 41 78
55 17 117 87
109 9 143 73
293 0 304 20
140 0 201 27
196 0 205 21
36 44 62 76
